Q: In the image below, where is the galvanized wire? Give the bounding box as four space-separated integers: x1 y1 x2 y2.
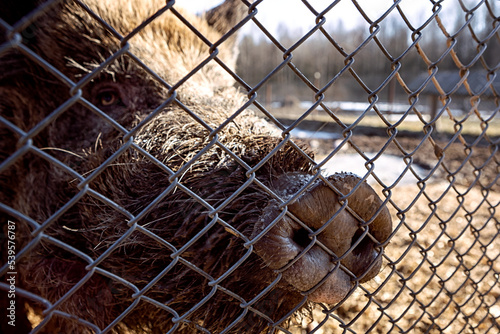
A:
1 0 499 333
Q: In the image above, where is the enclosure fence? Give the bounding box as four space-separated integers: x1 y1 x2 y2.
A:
1 0 499 333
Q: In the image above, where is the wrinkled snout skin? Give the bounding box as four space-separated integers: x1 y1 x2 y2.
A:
0 0 392 333
253 173 392 304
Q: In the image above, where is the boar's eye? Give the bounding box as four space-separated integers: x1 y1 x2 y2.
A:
95 88 122 107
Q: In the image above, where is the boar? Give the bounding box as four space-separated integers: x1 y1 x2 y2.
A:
0 0 392 333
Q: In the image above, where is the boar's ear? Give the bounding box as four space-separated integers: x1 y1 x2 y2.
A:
205 0 247 37
204 0 247 67
0 0 41 25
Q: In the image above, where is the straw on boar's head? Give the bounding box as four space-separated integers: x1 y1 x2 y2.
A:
0 0 392 333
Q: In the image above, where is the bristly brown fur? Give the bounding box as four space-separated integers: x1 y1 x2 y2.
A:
1 0 318 333
1 0 396 330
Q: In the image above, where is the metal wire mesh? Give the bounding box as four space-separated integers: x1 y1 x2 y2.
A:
0 0 498 333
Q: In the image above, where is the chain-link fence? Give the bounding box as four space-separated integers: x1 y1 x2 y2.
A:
0 0 498 333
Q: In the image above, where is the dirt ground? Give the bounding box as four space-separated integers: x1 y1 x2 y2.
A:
288 133 500 333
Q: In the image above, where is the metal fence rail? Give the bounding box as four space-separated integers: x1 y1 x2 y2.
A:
1 0 499 333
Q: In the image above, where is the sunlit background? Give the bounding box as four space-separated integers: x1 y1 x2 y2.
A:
176 0 499 185
177 0 483 36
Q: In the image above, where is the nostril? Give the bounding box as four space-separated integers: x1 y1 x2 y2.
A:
351 228 373 256
292 228 312 248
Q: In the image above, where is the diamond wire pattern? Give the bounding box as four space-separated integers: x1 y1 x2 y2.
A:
0 0 499 333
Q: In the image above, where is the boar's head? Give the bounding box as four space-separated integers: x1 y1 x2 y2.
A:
0 0 392 333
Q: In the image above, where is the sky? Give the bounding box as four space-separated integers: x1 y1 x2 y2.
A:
177 0 416 32
176 0 465 37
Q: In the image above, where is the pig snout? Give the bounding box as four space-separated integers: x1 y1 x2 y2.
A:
252 172 392 304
